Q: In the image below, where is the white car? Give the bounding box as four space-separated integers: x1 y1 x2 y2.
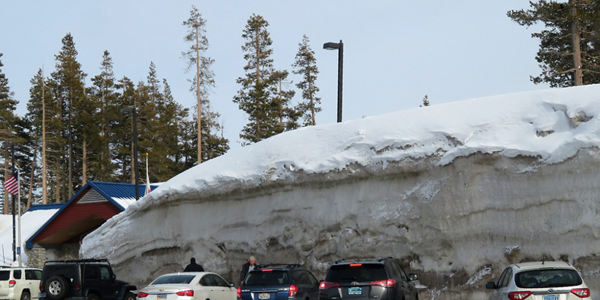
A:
137 272 236 300
486 261 590 300
0 267 42 300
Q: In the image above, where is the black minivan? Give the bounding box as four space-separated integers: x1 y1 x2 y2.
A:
319 258 419 300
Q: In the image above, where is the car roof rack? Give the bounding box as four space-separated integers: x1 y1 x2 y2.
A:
335 257 393 264
256 263 301 269
45 258 110 265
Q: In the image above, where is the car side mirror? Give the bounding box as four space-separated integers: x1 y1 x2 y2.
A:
408 273 418 281
229 283 235 287
485 282 496 289
112 274 116 280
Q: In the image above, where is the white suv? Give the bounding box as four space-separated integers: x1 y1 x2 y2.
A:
486 261 590 300
0 267 42 300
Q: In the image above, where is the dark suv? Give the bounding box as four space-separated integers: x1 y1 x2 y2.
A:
238 264 319 300
319 258 419 300
39 259 136 300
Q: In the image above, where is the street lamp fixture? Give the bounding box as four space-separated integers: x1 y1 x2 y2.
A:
323 40 344 123
121 106 140 200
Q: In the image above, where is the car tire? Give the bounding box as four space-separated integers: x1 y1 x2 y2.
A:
87 294 100 300
123 292 136 300
46 276 68 300
20 291 31 300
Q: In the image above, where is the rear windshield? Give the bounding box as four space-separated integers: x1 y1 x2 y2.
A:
326 264 387 282
0 271 8 281
245 271 290 286
151 274 196 285
515 269 582 288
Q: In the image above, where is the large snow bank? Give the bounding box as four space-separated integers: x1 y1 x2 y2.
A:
131 84 600 211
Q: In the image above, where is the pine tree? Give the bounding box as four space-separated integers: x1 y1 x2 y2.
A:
114 76 136 183
292 35 321 126
0 53 19 213
420 95 430 107
270 70 299 131
508 0 600 87
234 14 294 144
182 5 215 164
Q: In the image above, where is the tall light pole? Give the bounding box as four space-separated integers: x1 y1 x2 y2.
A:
121 107 140 200
323 40 344 123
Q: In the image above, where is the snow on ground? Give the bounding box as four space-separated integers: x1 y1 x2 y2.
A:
0 208 59 266
127 84 600 213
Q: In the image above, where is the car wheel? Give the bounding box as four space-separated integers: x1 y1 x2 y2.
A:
124 292 136 300
46 276 68 300
20 291 31 300
87 294 100 300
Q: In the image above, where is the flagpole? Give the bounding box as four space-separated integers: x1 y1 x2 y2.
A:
11 143 15 263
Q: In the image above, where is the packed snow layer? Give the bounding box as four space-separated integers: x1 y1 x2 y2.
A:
83 85 600 300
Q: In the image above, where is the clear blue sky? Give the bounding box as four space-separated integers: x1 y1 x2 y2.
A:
0 0 546 148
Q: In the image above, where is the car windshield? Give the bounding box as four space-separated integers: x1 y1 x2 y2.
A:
152 274 196 285
515 269 582 288
326 264 387 282
245 271 290 286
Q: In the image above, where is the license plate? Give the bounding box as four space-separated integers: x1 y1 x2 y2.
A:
348 287 362 295
157 294 167 299
258 293 270 300
39 293 46 298
543 295 559 300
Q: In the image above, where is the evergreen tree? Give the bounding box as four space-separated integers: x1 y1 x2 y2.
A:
50 33 87 201
292 35 321 126
182 5 216 164
420 95 430 107
0 53 18 213
234 14 295 144
508 0 600 87
113 76 136 183
270 70 299 131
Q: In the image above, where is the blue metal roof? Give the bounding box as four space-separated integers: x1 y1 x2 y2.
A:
25 181 160 249
27 203 66 211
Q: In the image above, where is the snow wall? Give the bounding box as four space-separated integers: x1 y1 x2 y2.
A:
82 85 600 300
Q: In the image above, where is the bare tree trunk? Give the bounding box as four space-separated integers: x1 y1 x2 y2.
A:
195 27 203 164
570 0 584 86
68 90 73 198
82 139 87 186
42 70 47 204
27 143 38 210
130 116 135 184
3 148 9 214
309 76 316 126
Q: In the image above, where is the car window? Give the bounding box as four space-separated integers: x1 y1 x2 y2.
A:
293 271 312 285
152 274 196 285
496 268 509 287
84 267 100 280
393 262 408 281
501 268 512 288
515 269 582 288
307 272 318 286
211 274 229 287
13 270 21 280
245 271 290 286
100 266 111 280
0 271 8 281
384 262 399 279
326 264 387 282
26 270 42 280
200 275 217 286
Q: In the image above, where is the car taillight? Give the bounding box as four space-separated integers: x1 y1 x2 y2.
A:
137 292 149 298
349 264 362 267
288 285 298 297
8 280 15 288
370 280 395 287
39 283 45 292
176 290 194 297
508 291 532 300
319 282 340 290
262 269 273 272
571 288 590 298
237 287 241 299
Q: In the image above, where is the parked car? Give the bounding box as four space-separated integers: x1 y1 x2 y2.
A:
137 272 235 300
486 261 591 300
238 264 319 300
39 259 137 300
0 267 42 300
318 257 419 300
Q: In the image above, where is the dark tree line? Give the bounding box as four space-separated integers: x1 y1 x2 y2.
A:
0 8 323 211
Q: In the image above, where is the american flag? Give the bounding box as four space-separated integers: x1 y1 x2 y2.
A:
4 173 18 196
